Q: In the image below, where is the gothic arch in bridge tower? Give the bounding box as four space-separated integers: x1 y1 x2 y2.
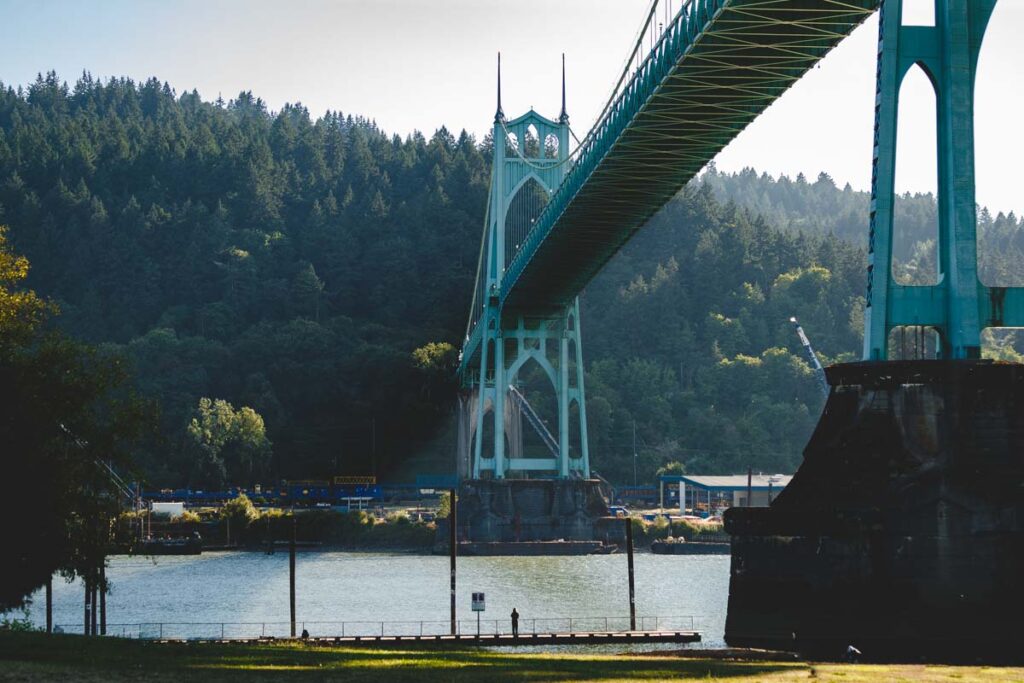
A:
892 62 939 287
974 0 1024 288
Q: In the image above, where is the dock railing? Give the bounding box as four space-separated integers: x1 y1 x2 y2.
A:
53 615 699 640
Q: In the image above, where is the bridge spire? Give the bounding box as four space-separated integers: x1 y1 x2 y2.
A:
559 53 569 124
495 52 505 123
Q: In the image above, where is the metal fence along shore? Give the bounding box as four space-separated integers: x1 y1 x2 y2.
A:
55 615 700 640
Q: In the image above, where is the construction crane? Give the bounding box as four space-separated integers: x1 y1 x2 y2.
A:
790 317 829 398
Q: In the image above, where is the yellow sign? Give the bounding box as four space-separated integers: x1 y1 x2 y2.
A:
333 476 376 485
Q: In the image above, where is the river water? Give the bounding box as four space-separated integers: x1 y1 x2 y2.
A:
27 551 730 647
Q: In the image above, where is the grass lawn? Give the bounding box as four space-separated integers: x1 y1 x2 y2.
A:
1 632 1023 682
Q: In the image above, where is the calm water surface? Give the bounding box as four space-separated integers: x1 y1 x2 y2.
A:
28 552 730 647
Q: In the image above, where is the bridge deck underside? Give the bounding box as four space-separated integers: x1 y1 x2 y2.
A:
501 0 878 311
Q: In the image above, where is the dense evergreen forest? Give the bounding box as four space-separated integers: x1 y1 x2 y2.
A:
2 73 1020 487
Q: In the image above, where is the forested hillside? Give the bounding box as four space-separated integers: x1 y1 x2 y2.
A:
703 165 1024 286
1 73 1019 486
0 73 488 484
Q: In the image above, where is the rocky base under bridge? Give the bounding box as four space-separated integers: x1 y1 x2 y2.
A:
725 360 1024 662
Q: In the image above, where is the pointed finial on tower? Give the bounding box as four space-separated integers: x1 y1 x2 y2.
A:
559 53 569 124
495 52 505 123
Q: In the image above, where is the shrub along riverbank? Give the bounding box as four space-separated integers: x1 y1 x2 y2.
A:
630 516 728 546
117 495 435 551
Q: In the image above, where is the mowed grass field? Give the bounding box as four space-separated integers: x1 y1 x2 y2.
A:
1 632 1023 682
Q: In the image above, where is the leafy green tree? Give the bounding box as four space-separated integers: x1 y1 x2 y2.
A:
186 397 271 487
656 461 686 477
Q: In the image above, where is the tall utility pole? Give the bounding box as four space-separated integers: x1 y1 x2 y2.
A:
90 579 97 636
83 578 90 636
449 488 457 635
99 561 106 636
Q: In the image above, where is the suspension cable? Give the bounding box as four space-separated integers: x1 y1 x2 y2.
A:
464 170 494 344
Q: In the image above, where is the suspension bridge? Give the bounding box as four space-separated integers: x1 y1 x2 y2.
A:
454 0 1024 658
457 0 1018 482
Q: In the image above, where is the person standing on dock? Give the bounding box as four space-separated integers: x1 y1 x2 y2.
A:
511 608 519 637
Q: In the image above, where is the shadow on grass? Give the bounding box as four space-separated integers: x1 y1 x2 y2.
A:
0 632 802 681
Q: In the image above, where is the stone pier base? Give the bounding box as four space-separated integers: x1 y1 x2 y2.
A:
725 361 1024 661
453 478 614 544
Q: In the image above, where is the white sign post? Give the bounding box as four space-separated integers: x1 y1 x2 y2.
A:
471 592 485 636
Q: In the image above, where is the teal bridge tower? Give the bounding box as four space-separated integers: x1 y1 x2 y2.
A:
864 0 1021 360
457 56 589 481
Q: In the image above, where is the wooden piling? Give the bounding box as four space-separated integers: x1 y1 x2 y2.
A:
625 516 636 631
289 515 296 638
449 487 457 635
83 577 90 636
90 580 97 636
45 575 52 634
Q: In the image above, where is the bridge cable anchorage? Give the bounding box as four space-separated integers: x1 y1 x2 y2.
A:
507 385 559 458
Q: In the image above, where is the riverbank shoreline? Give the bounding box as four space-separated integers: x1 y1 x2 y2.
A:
110 544 682 556
3 632 1022 682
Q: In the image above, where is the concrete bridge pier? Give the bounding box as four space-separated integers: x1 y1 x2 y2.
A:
725 360 1024 661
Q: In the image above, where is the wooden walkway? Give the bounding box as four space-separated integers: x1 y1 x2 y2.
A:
157 630 701 647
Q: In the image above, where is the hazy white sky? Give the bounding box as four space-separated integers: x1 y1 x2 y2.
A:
1 0 1022 214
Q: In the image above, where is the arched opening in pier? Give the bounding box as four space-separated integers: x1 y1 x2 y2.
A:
892 63 939 286
504 177 549 266
513 357 560 463
544 134 559 160
975 0 1024 287
568 399 582 462
479 404 495 463
567 336 579 389
887 325 940 360
485 339 496 383
524 124 540 158
982 328 1024 362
